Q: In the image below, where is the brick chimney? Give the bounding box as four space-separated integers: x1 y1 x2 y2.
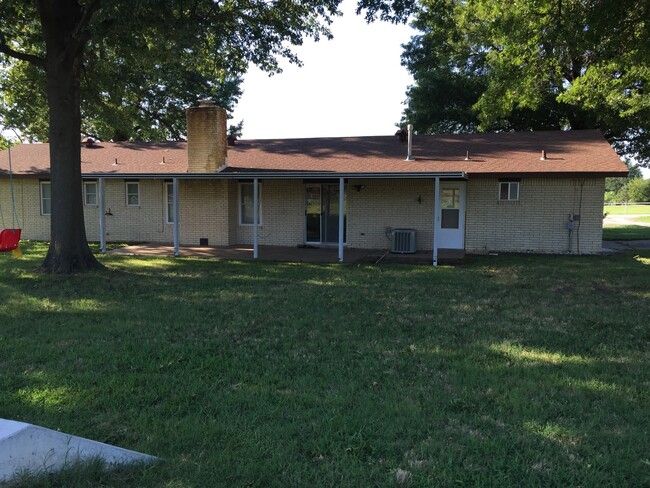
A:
186 100 227 172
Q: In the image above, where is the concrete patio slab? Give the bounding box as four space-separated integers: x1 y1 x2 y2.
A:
109 243 465 265
0 419 157 482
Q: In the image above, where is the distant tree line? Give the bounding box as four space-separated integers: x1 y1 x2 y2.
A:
606 163 650 203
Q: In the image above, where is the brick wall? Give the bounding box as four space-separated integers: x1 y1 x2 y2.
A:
227 180 239 245
7 178 233 246
0 178 50 240
234 180 305 246
180 179 230 246
347 179 434 250
4 175 605 255
84 179 173 243
230 179 436 250
465 177 605 254
88 179 231 245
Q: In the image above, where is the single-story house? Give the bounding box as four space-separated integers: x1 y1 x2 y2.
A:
0 101 628 264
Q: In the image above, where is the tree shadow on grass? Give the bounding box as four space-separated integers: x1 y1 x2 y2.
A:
0 247 648 486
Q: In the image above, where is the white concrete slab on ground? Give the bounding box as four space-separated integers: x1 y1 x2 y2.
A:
0 418 157 482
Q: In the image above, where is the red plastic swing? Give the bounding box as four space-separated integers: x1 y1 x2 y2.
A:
0 228 21 252
1 146 22 255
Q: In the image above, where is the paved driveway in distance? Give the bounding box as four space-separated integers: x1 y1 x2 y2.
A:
603 240 650 252
602 213 650 252
603 215 650 227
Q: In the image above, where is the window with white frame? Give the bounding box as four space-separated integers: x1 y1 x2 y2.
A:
125 181 140 206
499 180 520 201
165 182 174 224
40 181 51 215
239 182 261 225
84 181 98 206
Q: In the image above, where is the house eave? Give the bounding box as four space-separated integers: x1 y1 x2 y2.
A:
79 171 469 180
467 171 628 178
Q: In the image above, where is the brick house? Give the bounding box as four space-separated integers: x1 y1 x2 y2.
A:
0 102 627 263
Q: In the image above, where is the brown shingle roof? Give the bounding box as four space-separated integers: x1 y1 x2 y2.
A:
0 130 627 178
0 141 188 177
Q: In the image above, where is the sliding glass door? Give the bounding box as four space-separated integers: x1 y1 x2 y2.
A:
305 184 346 245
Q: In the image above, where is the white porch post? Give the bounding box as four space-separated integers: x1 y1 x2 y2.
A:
173 177 180 257
98 177 106 254
433 177 440 266
338 177 344 263
253 177 259 259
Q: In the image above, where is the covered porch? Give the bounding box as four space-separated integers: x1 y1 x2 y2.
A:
91 170 468 266
109 243 466 265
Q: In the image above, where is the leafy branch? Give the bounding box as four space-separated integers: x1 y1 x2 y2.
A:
0 30 45 67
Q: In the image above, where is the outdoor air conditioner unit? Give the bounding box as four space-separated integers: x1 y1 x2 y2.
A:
391 228 416 254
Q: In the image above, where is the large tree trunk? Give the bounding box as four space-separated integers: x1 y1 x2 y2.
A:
38 0 102 273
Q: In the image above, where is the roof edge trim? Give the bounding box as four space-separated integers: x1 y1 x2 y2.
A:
78 171 469 180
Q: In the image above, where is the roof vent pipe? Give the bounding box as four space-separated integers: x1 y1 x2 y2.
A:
405 124 415 161
540 150 547 160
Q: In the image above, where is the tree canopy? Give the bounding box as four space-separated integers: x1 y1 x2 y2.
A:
0 0 348 143
401 0 650 165
0 133 10 149
1 47 243 142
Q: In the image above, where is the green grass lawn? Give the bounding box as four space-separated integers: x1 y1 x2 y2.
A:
1 243 649 487
603 225 650 240
604 204 650 215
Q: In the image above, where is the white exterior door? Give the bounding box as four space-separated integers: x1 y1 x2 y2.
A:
437 181 466 249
